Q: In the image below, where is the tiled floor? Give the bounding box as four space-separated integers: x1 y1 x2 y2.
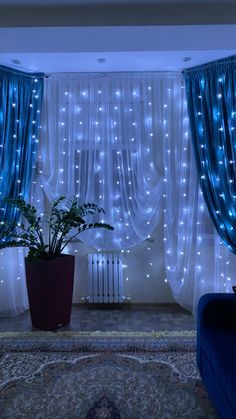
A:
0 303 196 332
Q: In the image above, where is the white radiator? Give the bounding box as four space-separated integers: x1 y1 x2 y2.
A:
88 253 124 303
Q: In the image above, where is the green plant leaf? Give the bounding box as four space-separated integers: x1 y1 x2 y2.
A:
2 196 114 261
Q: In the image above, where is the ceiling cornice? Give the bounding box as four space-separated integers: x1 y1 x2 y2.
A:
0 3 236 27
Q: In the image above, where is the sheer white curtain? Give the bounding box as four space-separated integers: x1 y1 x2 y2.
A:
163 83 236 314
34 73 166 250
0 248 28 316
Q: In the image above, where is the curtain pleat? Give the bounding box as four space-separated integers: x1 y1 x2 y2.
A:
183 55 236 253
0 65 44 316
34 73 168 250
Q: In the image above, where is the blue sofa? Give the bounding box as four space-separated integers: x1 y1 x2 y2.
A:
197 293 236 419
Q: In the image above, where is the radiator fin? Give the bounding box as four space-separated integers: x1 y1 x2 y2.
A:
88 253 124 303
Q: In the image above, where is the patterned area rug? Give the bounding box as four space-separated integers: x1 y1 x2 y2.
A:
0 331 217 419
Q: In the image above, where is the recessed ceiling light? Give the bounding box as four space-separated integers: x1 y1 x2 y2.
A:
183 57 192 62
97 58 106 63
11 59 21 65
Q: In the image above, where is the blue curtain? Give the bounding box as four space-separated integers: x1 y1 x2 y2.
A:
183 55 236 253
0 65 44 238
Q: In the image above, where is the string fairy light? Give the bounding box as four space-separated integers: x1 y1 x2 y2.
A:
2 74 234 312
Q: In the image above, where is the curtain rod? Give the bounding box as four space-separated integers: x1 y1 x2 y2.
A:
45 70 182 78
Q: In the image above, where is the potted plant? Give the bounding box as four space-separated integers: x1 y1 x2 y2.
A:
0 196 114 331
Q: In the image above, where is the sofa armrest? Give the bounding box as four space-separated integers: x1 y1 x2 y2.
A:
197 293 236 372
197 293 236 331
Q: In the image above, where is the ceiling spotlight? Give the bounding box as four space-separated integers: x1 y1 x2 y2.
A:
11 59 21 65
183 57 192 62
97 58 106 63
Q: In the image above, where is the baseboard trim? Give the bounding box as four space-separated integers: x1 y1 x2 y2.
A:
74 302 184 310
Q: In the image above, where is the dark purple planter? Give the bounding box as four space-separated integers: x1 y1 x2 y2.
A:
25 254 75 331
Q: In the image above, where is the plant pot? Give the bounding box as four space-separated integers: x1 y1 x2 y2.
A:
25 254 75 331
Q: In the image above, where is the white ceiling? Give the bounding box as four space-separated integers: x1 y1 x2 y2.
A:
2 50 235 74
0 25 235 73
0 0 236 74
